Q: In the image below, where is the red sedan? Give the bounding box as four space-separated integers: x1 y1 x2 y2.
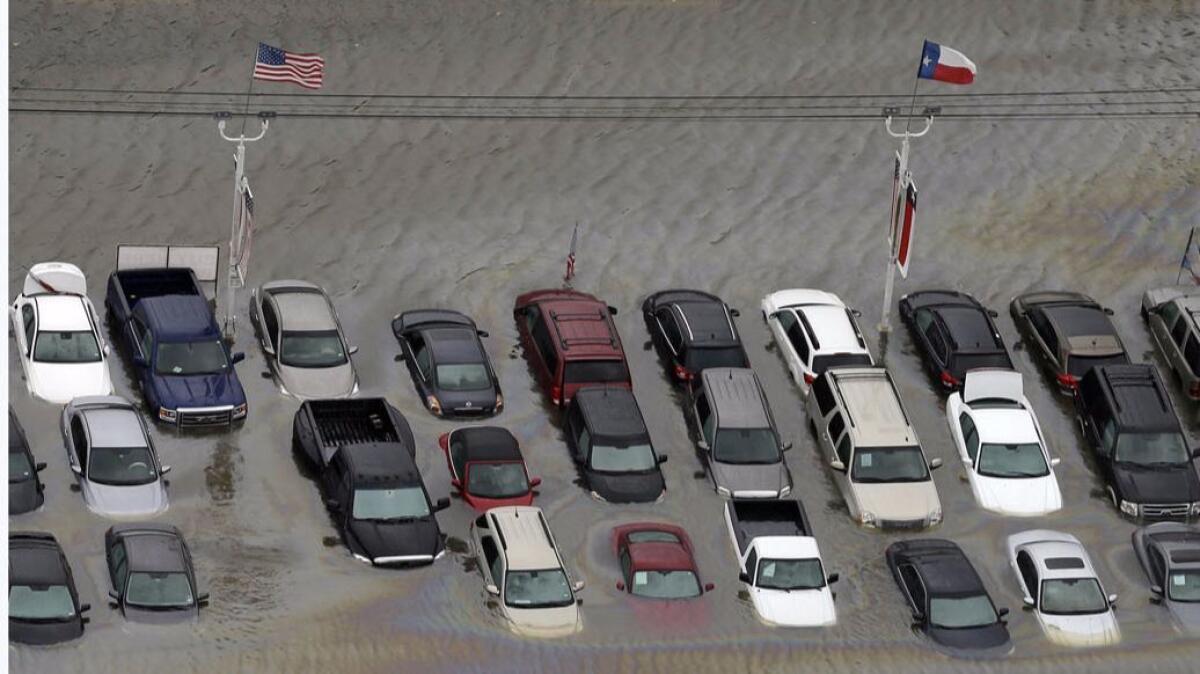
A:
439 427 540 512
612 523 714 600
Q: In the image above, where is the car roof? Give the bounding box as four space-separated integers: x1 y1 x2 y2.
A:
139 295 221 341
1041 304 1117 340
937 306 1002 352
627 538 696 573
827 368 916 446
9 535 68 585
545 301 623 360
700 368 769 428
81 407 148 448
33 295 92 331
768 288 846 310
489 507 561 571
119 528 189 573
339 442 422 485
796 304 865 353
1025 541 1095 579
897 541 984 596
453 426 522 462
269 287 337 332
672 299 738 347
903 290 981 310
575 387 648 440
972 408 1040 444
426 327 486 364
1091 365 1178 432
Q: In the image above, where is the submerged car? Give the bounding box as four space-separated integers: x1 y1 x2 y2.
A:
10 262 114 404
439 426 540 511
612 523 713 600
899 290 1013 390
9 531 91 645
1132 522 1200 632
1006 530 1119 647
9 407 47 515
105 524 208 622
565 386 667 503
1142 285 1200 400
1010 291 1128 392
760 288 872 393
886 539 1011 655
393 310 502 417
250 280 358 399
946 370 1062 516
62 396 170 517
642 289 748 382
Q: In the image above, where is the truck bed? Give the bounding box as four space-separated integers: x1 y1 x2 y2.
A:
307 399 401 447
113 268 202 307
727 499 811 556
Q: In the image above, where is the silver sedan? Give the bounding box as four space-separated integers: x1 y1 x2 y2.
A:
61 396 170 517
249 280 359 399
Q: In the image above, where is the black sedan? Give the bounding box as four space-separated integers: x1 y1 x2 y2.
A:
898 290 1012 390
886 539 1010 655
564 386 667 503
392 310 502 417
641 289 748 382
9 407 46 514
105 524 208 622
9 532 90 645
1010 291 1129 392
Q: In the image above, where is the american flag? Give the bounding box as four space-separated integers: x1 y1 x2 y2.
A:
254 43 324 89
564 223 578 284
235 180 255 270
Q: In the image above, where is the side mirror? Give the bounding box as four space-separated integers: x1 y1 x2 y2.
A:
102 343 111 356
485 584 500 596
929 458 943 470
988 309 1000 318
697 439 710 452
324 498 340 510
851 308 863 318
616 581 626 591
529 476 543 488
911 610 925 623
262 343 276 356
826 573 840 585
69 464 82 475
161 465 172 475
607 306 618 316
1150 585 1164 597
348 345 359 355
449 478 462 490
738 572 751 584
36 462 48 472
997 607 1010 618
1108 593 1118 607
1103 307 1115 316
781 442 793 452
1022 596 1036 609
79 603 91 613
132 354 147 367
657 455 669 465
572 579 586 592
231 352 246 364
108 590 120 607
435 497 451 512
1050 457 1062 467
395 351 407 361
729 309 741 318
477 330 489 338
197 592 210 607
1192 447 1200 459
704 582 716 592
829 459 846 472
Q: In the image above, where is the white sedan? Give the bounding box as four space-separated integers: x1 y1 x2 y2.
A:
946 369 1062 516
9 263 113 404
1007 530 1120 647
760 289 872 393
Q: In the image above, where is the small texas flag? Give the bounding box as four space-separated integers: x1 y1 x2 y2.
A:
917 40 976 85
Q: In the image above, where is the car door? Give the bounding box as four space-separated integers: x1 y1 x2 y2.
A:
825 412 852 506
771 309 807 384
518 306 551 388
693 389 715 455
406 333 434 398
956 411 980 470
14 301 36 367
259 294 282 361
619 545 634 592
1152 301 1186 374
129 316 156 400
67 414 89 484
652 307 683 367
1147 545 1168 589
448 432 468 485
1025 308 1061 371
108 538 129 605
1015 549 1040 606
912 308 946 374
897 563 927 619
479 530 503 591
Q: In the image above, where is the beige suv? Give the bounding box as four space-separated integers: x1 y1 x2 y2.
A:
469 506 584 637
806 367 943 529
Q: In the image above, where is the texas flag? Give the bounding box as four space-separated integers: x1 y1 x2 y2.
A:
917 40 977 85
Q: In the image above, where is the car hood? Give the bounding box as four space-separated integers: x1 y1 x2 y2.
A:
277 361 356 400
82 480 168 517
749 586 836 627
8 616 85 645
347 516 442 562
506 603 582 638
9 477 44 515
154 372 246 410
27 360 112 404
1113 464 1200 503
1167 599 1200 631
927 622 1011 653
855 480 941 522
464 491 535 513
1040 610 1120 647
711 459 789 497
586 469 664 503
124 604 199 625
972 474 1062 516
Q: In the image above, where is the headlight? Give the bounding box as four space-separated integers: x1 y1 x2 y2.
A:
495 393 504 412
427 395 442 415
779 484 792 497
1119 500 1139 517
860 511 877 526
233 403 248 419
930 508 943 524
716 486 732 498
351 552 372 564
1190 502 1200 516
158 407 178 422
589 490 607 503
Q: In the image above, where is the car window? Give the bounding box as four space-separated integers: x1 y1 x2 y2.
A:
262 298 280 350
899 564 926 610
1186 334 1200 376
959 412 979 461
134 317 153 359
828 413 845 444
696 392 714 445
1099 419 1117 456
412 336 432 379
836 434 852 466
1172 312 1190 347
481 535 501 584
70 415 89 466
745 549 758 578
924 320 948 362
449 435 468 478
111 541 129 593
1016 551 1039 599
21 304 35 346
1161 301 1182 335
812 374 837 416
578 428 592 457
530 315 559 377
1148 547 1167 583
787 312 812 364
657 309 684 354
913 307 935 335
619 549 632 585
1028 309 1059 360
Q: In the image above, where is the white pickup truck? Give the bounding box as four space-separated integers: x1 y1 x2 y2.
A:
724 498 838 627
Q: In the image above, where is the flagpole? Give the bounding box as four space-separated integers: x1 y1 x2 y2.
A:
217 114 270 341
239 46 257 136
1178 227 1196 285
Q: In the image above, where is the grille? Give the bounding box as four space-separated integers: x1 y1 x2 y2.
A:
1141 503 1190 519
179 407 234 426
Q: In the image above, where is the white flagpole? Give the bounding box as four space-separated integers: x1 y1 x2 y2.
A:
216 114 269 340
880 113 932 332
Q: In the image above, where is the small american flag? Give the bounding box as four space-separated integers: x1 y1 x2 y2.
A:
564 223 578 284
254 43 324 90
235 180 255 270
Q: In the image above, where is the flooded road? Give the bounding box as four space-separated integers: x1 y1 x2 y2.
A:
8 1 1200 672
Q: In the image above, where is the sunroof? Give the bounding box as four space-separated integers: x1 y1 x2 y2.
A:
1045 557 1085 570
1170 550 1200 564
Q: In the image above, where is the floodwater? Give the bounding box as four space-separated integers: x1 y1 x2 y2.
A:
8 1 1200 672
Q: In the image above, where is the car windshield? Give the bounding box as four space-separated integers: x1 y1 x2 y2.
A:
686 347 747 372
125 572 194 608
33 330 101 363
1168 571 1200 602
851 446 929 483
1066 353 1128 378
564 360 629 384
504 568 574 608
88 446 157 486
812 353 873 375
1040 578 1109 615
755 558 826 591
929 594 997 628
976 443 1049 478
1114 432 1190 466
589 442 658 472
436 363 492 391
466 462 529 498
279 330 347 368
9 451 33 482
352 486 431 520
713 428 781 464
631 569 701 599
8 585 75 620
155 340 230 375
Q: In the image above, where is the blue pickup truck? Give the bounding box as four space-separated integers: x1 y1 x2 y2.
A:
105 267 247 426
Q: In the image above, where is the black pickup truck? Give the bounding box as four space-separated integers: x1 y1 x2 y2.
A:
292 398 448 566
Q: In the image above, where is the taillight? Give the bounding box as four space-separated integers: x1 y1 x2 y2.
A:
1190 381 1200 398
674 364 693 381
551 384 562 405
940 371 960 388
438 433 449 451
1056 373 1079 390
803 372 816 385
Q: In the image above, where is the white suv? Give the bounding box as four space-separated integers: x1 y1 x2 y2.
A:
470 506 584 637
761 289 872 393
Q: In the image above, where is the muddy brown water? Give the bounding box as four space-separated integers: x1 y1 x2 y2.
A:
8 1 1200 672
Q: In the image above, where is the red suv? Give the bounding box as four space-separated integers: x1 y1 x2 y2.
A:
514 289 631 406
